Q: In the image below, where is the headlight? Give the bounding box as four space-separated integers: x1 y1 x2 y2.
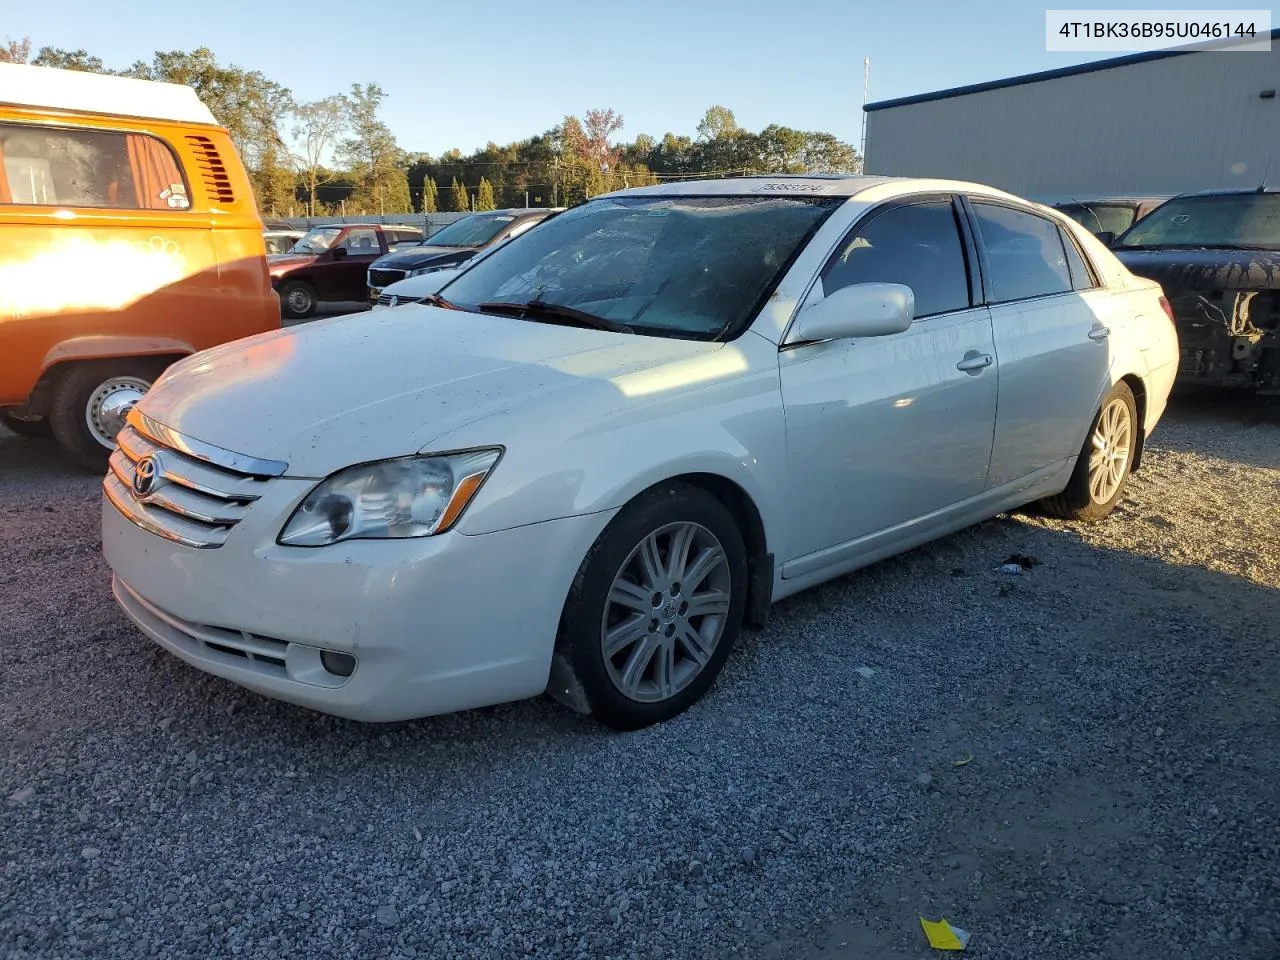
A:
408 264 447 277
278 449 501 546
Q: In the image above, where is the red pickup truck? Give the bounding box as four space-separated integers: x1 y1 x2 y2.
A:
268 223 423 318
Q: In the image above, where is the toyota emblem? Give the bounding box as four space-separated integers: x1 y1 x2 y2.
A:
133 455 160 497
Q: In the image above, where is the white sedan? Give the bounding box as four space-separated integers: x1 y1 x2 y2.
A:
101 176 1178 729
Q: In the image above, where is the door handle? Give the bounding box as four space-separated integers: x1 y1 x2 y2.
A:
1088 325 1111 341
956 353 993 372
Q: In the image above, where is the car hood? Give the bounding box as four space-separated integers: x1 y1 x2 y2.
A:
372 245 474 269
1111 247 1280 292
137 307 727 477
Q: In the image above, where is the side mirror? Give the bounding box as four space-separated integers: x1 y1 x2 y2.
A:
331 246 348 259
1095 231 1116 247
788 282 915 344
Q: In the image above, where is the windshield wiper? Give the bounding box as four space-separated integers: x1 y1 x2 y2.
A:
476 299 633 334
420 293 460 310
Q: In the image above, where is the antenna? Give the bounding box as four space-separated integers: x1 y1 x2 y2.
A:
860 57 870 173
1260 156 1273 192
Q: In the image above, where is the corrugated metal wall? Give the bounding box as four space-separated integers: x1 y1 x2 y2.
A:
864 47 1280 197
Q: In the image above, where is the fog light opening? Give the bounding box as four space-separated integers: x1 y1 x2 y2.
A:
320 650 356 678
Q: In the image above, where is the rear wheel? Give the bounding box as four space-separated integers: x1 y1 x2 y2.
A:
1041 381 1138 521
555 483 748 730
47 359 168 472
279 280 317 319
0 408 52 438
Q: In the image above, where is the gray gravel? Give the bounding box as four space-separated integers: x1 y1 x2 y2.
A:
1 392 1277 960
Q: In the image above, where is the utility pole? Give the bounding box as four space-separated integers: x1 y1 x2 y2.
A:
860 56 870 173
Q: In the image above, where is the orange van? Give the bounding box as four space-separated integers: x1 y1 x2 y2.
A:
0 63 280 469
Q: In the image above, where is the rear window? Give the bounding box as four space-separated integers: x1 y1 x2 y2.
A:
1058 203 1136 236
0 123 189 211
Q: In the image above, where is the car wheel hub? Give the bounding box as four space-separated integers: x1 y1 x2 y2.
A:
86 377 150 448
601 521 731 703
1087 397 1132 503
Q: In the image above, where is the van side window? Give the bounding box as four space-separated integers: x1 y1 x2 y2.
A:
0 123 190 211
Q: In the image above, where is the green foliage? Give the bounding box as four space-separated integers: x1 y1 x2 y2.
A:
7 39 864 213
450 177 469 212
32 47 104 71
335 83 408 214
476 177 496 211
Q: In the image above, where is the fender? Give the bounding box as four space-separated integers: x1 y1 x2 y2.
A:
42 335 196 370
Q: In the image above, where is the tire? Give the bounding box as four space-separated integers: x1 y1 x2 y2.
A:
47 359 169 472
1041 381 1139 521
279 280 317 319
555 482 749 730
0 408 52 438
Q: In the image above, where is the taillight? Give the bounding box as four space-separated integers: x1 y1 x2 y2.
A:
1158 295 1175 325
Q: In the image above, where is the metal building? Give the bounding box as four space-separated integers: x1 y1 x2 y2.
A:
863 29 1280 198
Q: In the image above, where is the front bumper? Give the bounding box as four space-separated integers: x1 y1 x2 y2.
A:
102 490 614 721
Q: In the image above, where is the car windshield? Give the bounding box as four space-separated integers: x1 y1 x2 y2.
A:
437 195 840 340
291 227 344 254
1114 193 1280 248
424 215 517 247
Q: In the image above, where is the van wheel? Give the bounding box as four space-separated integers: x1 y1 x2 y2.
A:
48 359 168 472
280 280 317 319
0 409 53 438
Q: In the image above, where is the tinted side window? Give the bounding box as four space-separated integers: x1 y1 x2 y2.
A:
1059 226 1098 291
0 123 189 210
821 200 970 318
971 203 1072 303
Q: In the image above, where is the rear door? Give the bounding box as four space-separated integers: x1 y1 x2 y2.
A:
964 198 1112 488
0 120 218 404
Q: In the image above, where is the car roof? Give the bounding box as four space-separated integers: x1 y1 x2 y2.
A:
0 62 219 126
1167 187 1280 199
603 174 1031 205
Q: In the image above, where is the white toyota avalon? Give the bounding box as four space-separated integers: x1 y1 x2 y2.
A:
102 175 1179 729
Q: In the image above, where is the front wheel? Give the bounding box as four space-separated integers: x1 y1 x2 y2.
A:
1041 381 1139 521
47 359 168 472
554 483 748 730
279 280 317 319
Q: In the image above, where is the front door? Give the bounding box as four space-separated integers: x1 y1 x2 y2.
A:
319 226 383 301
779 197 999 571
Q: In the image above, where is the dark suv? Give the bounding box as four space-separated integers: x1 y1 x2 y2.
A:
1109 188 1280 392
367 209 561 301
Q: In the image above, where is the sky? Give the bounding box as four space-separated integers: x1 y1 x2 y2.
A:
9 0 1279 156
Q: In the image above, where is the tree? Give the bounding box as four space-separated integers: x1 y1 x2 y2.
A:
423 176 438 213
475 177 496 211
334 83 403 214
252 145 298 216
697 105 739 142
31 47 104 72
125 48 293 177
291 96 347 216
0 37 31 63
450 177 469 212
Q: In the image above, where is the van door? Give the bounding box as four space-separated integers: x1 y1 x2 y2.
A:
0 121 220 410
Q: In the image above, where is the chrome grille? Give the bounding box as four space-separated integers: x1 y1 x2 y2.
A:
103 412 284 549
376 293 422 307
369 268 407 288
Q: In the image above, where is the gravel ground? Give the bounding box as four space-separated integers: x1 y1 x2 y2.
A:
1 393 1277 960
